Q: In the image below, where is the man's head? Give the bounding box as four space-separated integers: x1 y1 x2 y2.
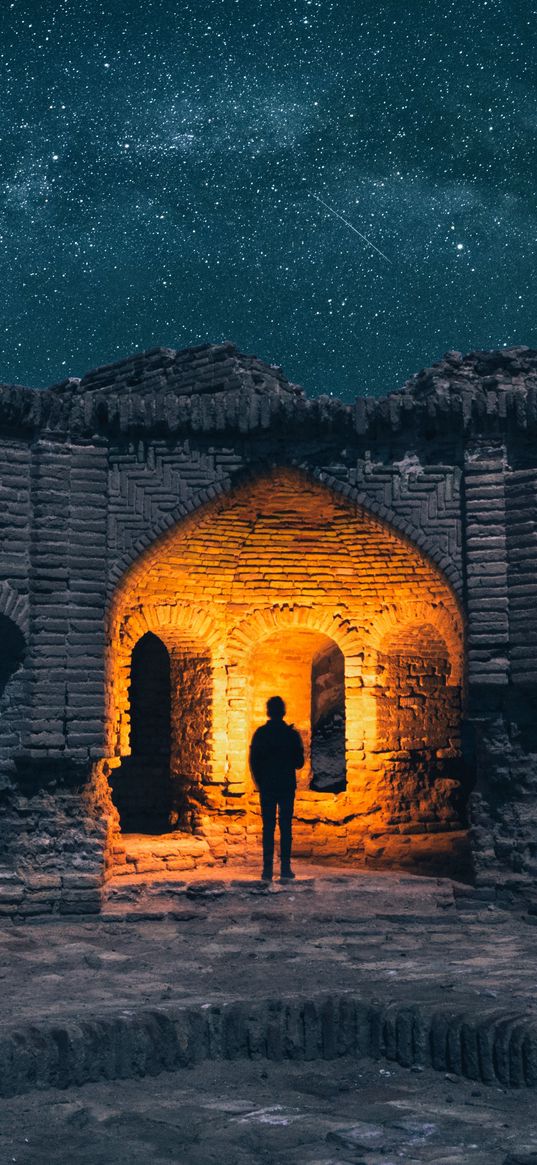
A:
266 695 286 720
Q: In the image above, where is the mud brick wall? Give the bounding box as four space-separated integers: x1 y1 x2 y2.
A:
0 440 31 795
0 434 109 912
376 628 459 753
23 439 108 758
169 649 213 829
2 341 537 908
506 465 537 686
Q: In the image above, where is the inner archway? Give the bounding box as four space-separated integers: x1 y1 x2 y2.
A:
311 640 346 794
110 631 172 833
247 630 346 795
110 628 215 836
103 467 466 877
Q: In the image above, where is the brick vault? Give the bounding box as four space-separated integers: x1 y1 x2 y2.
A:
1 340 537 914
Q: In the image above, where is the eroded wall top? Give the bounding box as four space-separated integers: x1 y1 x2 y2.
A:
2 341 537 442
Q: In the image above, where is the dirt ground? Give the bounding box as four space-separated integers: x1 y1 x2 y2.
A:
1 1055 536 1165
3 869 537 1164
1 869 536 1027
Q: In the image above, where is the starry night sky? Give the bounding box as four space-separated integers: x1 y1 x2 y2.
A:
2 0 537 400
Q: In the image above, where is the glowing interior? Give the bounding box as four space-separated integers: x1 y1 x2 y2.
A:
103 468 465 868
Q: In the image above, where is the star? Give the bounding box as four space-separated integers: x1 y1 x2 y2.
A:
0 1 534 397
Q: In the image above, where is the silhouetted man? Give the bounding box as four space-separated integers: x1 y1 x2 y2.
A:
249 696 305 882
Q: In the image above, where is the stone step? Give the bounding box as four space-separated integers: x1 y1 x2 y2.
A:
1 989 536 1097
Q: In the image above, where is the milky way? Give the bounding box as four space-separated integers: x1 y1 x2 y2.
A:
1 0 536 398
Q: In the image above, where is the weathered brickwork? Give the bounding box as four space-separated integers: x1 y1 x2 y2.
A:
0 440 31 798
1 341 537 912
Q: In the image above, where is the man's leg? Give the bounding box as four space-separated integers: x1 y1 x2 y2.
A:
278 792 295 878
259 791 277 879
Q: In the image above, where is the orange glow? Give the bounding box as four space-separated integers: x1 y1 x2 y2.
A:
99 468 465 874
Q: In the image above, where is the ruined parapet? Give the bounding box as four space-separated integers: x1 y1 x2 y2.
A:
4 342 537 443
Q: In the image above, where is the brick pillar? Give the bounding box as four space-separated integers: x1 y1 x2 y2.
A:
24 439 72 755
462 442 537 897
65 443 108 759
169 647 212 828
23 438 108 764
507 468 537 685
463 442 509 688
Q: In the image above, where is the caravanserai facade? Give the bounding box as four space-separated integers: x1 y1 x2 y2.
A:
1 342 536 915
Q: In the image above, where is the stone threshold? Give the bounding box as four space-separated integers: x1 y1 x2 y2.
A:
102 864 461 911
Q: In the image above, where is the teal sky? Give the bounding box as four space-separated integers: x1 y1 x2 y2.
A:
1 0 536 398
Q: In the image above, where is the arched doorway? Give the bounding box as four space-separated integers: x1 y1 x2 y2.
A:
110 629 215 835
110 632 172 833
247 629 346 795
103 467 465 874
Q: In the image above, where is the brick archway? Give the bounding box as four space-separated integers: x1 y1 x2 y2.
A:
103 466 465 869
108 463 464 602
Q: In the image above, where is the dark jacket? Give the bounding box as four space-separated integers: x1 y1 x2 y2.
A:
249 719 305 795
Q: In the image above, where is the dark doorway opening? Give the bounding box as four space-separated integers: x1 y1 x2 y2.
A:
0 615 26 782
0 614 25 699
111 632 172 833
310 641 346 793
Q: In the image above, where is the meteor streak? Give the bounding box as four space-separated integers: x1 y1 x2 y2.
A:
312 193 392 264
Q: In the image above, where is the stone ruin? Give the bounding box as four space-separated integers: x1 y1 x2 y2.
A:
1 340 537 916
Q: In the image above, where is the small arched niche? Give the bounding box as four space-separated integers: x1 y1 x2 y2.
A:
247 628 346 794
110 628 215 836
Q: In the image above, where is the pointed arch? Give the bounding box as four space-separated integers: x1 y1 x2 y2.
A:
102 463 465 867
107 464 464 608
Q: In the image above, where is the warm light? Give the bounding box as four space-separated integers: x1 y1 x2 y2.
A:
97 469 465 875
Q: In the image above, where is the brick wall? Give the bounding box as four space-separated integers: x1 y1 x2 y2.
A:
104 467 464 870
169 648 213 829
0 440 31 799
376 626 460 753
2 341 537 909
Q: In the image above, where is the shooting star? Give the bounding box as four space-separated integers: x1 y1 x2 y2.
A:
312 193 392 264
